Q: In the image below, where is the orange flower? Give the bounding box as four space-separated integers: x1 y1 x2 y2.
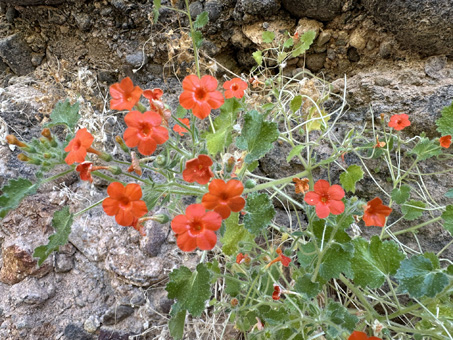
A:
102 182 148 226
293 177 309 194
348 331 381 340
223 78 248 99
272 284 282 300
440 135 451 148
304 179 345 219
110 77 143 111
75 161 109 183
143 88 163 101
127 151 142 176
267 248 291 268
64 128 94 165
362 197 392 227
236 253 245 264
182 154 214 185
123 110 169 156
173 118 190 136
202 179 246 219
179 74 224 120
373 136 386 148
388 114 410 131
171 204 222 252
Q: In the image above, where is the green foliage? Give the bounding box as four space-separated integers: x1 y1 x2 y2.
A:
401 200 426 221
225 276 241 297
236 110 279 163
339 165 364 193
33 206 73 266
395 253 449 298
436 101 453 136
445 189 453 198
441 205 453 236
220 213 254 255
193 11 209 29
286 144 305 162
252 50 263 66
243 192 276 235
169 303 186 340
175 105 187 118
152 0 161 23
283 37 294 48
191 30 204 48
291 31 316 57
290 95 302 113
351 236 405 288
44 99 80 131
0 178 39 219
206 127 232 156
323 301 358 336
408 137 442 161
262 31 275 43
294 273 320 298
215 97 242 129
166 263 212 317
391 185 411 204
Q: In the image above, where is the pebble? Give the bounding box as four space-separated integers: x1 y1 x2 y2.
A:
83 316 100 333
101 305 134 325
55 253 74 273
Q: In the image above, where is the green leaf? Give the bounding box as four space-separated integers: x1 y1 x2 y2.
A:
401 200 426 221
220 213 254 255
391 185 411 204
339 165 364 193
206 126 232 156
0 178 39 218
320 243 354 281
395 254 449 298
277 51 287 64
294 274 320 298
351 236 405 288
193 11 209 29
175 105 187 118
445 189 453 198
236 110 279 163
262 31 275 43
169 303 186 340
436 101 453 136
283 37 294 48
225 276 241 297
44 99 80 131
214 97 242 130
243 192 276 235
290 95 302 113
142 185 163 210
166 263 211 316
297 242 316 269
152 0 161 23
291 30 316 57
286 144 305 162
191 30 203 48
252 50 262 66
441 205 453 236
408 137 442 161
33 206 73 266
305 107 330 132
324 301 358 336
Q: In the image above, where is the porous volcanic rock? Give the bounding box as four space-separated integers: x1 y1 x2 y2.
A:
282 0 344 21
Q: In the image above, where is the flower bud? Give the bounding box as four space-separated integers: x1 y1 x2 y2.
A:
98 151 113 162
230 298 239 307
225 156 235 173
108 166 122 175
6 135 27 148
244 179 256 189
43 153 52 159
115 135 129 153
155 154 166 166
17 153 30 162
151 214 170 224
41 128 52 141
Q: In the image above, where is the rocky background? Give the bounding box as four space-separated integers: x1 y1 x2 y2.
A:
0 0 452 339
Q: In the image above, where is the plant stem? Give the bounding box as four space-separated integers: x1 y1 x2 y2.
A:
382 216 442 239
244 170 309 194
74 199 103 217
184 0 200 78
339 274 377 318
41 168 75 184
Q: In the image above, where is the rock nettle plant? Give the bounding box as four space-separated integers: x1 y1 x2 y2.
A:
2 2 453 340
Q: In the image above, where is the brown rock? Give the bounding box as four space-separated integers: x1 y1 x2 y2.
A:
0 245 51 285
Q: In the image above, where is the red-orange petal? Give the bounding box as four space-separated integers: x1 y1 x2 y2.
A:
176 231 197 252
137 138 157 156
201 211 222 231
131 200 148 218
172 215 191 234
225 179 244 197
315 203 330 219
196 230 217 250
107 182 125 199
102 197 120 216
313 179 330 194
328 184 345 200
124 183 143 201
228 196 246 212
201 193 220 210
200 75 218 91
327 199 345 215
124 111 145 129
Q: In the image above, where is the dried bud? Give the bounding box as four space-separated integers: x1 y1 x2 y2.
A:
6 135 27 148
17 153 31 162
244 179 256 189
41 128 52 141
115 135 129 153
230 298 239 307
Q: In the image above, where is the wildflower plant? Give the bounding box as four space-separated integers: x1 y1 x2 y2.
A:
2 1 453 339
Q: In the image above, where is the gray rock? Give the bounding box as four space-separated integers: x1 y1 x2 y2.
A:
189 1 204 18
239 0 280 17
0 34 34 76
101 305 134 325
98 329 133 340
5 7 17 23
379 41 393 59
125 51 147 69
205 0 222 21
282 0 343 21
64 324 93 340
129 293 145 307
424 55 447 79
73 13 92 31
306 53 326 72
54 253 74 273
0 0 64 5
83 316 100 333
362 0 453 56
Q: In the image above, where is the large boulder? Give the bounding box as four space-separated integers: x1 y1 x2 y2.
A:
362 0 453 56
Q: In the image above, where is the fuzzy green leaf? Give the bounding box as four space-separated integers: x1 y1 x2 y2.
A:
262 31 275 43
408 137 442 161
283 37 294 48
191 30 204 48
436 101 453 136
401 200 426 221
214 97 242 130
445 189 453 198
290 95 302 113
175 105 187 118
225 276 241 297
169 303 186 340
33 206 73 266
236 110 279 163
441 205 453 236
339 165 364 193
286 144 305 162
243 192 276 235
395 254 449 298
193 11 209 29
294 274 320 298
0 178 39 219
252 50 263 66
166 263 211 317
206 126 232 156
152 0 161 23
291 30 316 57
220 213 254 255
320 243 354 281
351 236 405 288
391 185 411 204
45 99 80 131
324 301 358 336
